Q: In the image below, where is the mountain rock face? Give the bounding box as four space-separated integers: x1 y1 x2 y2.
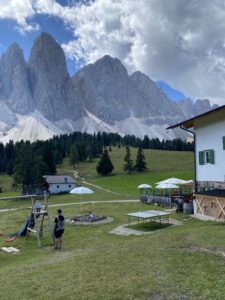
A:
28 33 70 120
72 56 151 123
0 43 34 114
0 32 216 143
130 71 184 125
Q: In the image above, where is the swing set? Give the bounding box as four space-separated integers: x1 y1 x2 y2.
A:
0 192 54 248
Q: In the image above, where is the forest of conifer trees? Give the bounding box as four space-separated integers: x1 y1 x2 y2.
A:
0 132 194 190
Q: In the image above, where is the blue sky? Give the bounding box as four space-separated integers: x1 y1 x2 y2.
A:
1 0 225 104
0 14 77 75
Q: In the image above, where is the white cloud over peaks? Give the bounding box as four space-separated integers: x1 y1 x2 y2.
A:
57 0 225 104
0 0 39 33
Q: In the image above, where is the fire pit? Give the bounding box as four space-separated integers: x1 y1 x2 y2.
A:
72 215 107 223
67 214 113 225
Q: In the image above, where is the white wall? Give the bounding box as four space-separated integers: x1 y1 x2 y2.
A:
49 183 77 194
195 111 225 182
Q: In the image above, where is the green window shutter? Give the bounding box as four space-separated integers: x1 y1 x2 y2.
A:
223 137 225 150
199 151 204 165
209 149 215 164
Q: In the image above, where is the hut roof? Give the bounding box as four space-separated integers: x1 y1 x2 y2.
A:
43 175 75 184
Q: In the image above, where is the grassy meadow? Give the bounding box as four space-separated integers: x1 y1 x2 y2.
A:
59 147 194 197
1 147 225 299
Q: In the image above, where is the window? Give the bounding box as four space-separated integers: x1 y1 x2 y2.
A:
68 185 71 188
57 185 60 188
199 150 214 165
223 136 225 150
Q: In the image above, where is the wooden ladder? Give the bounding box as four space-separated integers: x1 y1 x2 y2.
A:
26 192 54 247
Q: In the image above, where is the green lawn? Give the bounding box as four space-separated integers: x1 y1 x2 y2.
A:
0 201 225 299
3 148 224 299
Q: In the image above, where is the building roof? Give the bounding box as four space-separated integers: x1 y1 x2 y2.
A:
195 189 225 198
167 105 225 130
43 175 75 184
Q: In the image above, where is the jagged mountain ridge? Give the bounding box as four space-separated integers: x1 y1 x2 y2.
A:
0 32 215 143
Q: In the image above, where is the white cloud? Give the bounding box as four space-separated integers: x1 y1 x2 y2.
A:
1 0 225 103
0 0 39 33
48 0 225 104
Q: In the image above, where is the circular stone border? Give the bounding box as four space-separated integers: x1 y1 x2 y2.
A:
66 216 113 226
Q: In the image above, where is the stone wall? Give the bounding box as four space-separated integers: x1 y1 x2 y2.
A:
196 180 225 191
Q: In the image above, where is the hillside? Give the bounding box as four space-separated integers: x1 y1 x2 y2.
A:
0 147 194 197
58 147 194 197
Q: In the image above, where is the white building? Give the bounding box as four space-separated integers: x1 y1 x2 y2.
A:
168 105 225 220
44 175 78 194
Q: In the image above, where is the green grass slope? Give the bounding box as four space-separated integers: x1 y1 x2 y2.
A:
59 147 194 197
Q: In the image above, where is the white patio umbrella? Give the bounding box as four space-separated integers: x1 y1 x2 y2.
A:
156 178 188 185
155 183 179 189
137 184 152 189
138 183 152 196
70 186 94 214
155 183 179 197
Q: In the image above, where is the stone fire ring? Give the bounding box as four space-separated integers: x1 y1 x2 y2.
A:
66 216 113 226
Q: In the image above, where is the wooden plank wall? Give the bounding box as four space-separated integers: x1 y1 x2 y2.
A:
195 195 225 220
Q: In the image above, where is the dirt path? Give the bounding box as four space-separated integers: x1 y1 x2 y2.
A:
0 199 139 213
49 199 139 208
181 246 225 258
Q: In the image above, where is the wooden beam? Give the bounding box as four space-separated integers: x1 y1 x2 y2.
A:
216 199 225 219
196 197 205 215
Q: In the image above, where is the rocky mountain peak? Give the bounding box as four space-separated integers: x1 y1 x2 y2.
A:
192 99 214 116
77 54 128 82
96 54 128 75
131 70 153 83
3 43 23 59
0 42 33 114
0 43 25 71
130 71 183 119
29 31 68 82
28 32 69 120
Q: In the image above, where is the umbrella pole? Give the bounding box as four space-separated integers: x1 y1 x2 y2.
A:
80 194 83 215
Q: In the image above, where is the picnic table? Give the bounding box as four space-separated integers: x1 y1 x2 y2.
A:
127 210 170 226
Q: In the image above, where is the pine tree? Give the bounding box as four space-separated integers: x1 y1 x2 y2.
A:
134 146 147 172
13 144 48 189
96 149 114 176
123 146 133 173
69 143 79 169
42 142 56 174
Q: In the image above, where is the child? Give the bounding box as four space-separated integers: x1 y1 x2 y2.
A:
88 211 94 221
34 200 42 212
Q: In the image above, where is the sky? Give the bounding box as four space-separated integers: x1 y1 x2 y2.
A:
1 0 225 104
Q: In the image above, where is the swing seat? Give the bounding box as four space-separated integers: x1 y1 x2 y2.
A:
5 236 17 242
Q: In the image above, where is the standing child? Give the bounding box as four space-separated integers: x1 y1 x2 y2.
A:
34 200 42 212
54 209 65 250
